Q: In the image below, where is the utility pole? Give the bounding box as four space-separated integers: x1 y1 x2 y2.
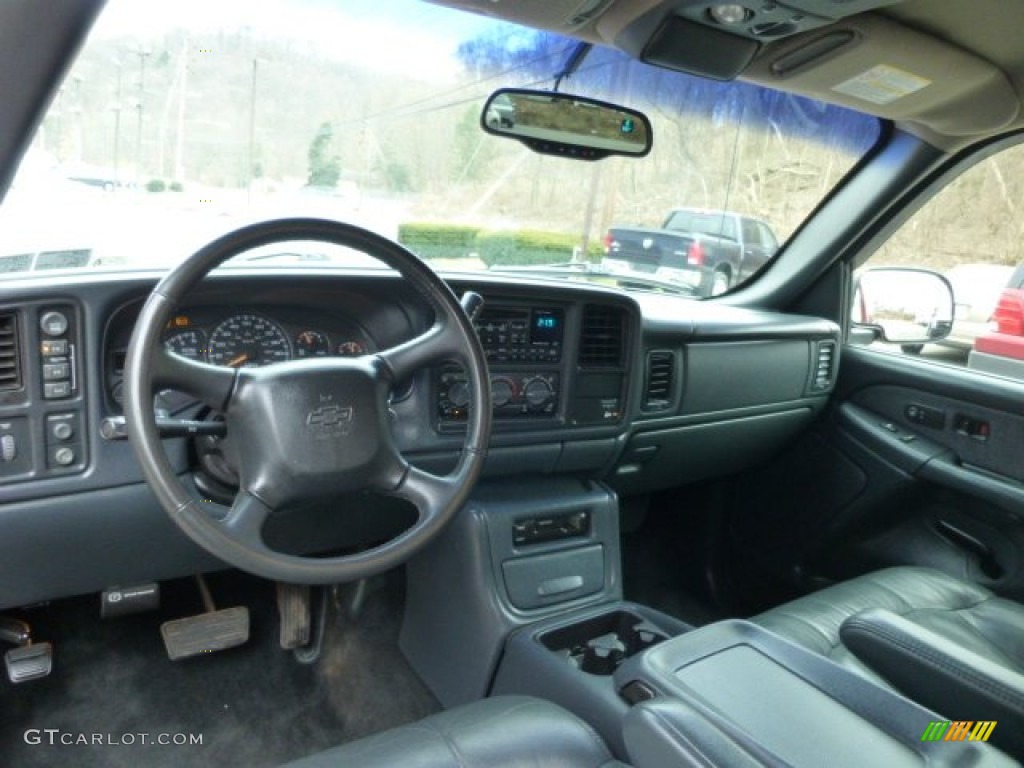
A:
174 37 189 183
136 48 149 185
112 58 123 187
248 58 258 203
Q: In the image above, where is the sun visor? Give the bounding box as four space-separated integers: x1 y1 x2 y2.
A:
744 15 1019 136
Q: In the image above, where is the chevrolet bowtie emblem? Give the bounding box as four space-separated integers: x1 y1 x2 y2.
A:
306 405 353 428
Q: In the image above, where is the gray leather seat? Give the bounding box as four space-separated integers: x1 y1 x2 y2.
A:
281 695 624 768
752 566 1024 756
751 566 1024 681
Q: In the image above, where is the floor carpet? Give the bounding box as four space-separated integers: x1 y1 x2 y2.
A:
0 569 439 768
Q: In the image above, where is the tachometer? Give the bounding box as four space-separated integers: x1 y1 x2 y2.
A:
163 329 206 361
207 313 291 367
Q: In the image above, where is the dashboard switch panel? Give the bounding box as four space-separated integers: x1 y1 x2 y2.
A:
38 306 78 401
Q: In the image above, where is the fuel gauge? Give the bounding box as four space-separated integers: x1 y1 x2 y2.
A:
295 330 330 358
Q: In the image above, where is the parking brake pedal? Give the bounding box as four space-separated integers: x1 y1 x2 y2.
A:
161 576 249 661
1 617 53 683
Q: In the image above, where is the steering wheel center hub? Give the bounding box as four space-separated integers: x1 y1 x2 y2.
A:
229 358 391 506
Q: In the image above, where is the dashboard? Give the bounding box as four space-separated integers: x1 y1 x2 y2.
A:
0 267 839 609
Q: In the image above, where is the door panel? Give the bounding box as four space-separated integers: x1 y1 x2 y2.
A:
719 345 1024 611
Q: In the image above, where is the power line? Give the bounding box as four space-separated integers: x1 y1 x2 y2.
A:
334 42 577 128
344 55 623 129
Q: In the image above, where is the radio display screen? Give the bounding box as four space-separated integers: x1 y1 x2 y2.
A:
530 309 563 344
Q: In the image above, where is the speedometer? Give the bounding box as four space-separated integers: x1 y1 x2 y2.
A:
207 313 291 368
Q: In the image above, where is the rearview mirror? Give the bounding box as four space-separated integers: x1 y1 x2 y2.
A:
481 88 652 161
852 267 954 345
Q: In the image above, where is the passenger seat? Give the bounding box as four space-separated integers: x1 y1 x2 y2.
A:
751 566 1024 755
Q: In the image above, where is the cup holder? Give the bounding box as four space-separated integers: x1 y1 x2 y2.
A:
539 610 668 676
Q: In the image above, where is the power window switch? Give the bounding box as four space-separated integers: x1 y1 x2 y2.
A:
905 403 945 429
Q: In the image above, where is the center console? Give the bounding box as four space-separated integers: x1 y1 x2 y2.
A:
401 475 1016 765
491 602 688 757
613 621 1015 766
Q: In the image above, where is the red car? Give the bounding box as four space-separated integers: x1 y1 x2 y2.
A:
969 264 1024 378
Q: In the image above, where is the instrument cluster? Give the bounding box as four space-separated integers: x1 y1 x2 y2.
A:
160 308 374 368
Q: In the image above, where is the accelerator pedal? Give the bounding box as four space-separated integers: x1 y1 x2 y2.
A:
161 575 249 661
276 583 311 650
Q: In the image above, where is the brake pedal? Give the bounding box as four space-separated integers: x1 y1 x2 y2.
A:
5 642 53 683
161 575 249 661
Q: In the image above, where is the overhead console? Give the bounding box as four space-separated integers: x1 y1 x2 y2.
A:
612 0 905 80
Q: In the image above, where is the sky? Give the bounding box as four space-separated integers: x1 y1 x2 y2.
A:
92 0 499 79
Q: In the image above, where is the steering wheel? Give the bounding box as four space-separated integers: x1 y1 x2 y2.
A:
124 218 491 584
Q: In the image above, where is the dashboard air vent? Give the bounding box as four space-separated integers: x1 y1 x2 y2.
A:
810 340 837 392
643 351 675 411
579 305 624 367
0 313 21 391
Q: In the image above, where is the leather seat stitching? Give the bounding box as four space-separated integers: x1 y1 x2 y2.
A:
845 618 1024 710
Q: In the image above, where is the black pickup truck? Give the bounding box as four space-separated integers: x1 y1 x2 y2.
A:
603 208 779 296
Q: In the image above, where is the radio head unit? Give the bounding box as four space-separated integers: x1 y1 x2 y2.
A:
474 307 563 363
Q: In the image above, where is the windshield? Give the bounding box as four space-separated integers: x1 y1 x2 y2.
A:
3 0 879 297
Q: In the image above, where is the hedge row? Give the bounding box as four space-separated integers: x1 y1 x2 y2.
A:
398 222 603 266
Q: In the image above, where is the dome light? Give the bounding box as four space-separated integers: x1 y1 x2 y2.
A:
709 4 751 25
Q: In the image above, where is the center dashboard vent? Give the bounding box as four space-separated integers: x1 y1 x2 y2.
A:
643 351 676 411
579 304 624 367
0 313 22 391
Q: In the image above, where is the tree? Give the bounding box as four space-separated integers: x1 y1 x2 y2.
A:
307 121 341 186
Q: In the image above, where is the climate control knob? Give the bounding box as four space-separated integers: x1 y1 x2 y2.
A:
490 377 515 408
523 377 554 410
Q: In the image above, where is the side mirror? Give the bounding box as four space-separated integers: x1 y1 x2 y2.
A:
852 267 954 345
481 88 652 161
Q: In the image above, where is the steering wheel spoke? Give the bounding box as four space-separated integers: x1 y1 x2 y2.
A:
388 464 459 524
153 344 237 411
377 322 462 383
220 490 273 551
